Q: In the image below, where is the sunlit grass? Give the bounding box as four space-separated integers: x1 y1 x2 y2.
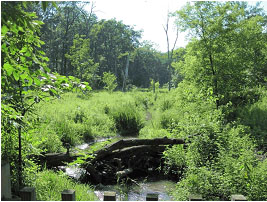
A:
32 170 98 201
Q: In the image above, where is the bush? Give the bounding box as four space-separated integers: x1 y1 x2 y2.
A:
172 167 225 201
110 103 144 136
102 71 117 92
238 91 267 151
248 160 267 200
170 124 266 201
163 144 186 176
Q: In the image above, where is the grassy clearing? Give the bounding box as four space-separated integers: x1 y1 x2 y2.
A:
30 90 150 153
29 86 267 201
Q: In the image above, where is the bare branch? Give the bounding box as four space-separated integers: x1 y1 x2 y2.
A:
170 25 179 59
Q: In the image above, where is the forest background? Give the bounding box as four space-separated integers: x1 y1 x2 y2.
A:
1 1 267 201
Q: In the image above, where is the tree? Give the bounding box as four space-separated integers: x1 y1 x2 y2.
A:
173 2 267 108
163 11 179 90
1 1 91 188
65 34 99 84
27 1 98 75
129 42 169 88
1 2 53 186
89 19 141 88
102 72 118 92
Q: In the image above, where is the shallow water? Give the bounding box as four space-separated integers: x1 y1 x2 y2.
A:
64 165 86 179
75 137 111 150
94 179 176 201
64 137 176 201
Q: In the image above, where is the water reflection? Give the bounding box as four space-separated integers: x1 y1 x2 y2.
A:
94 179 176 201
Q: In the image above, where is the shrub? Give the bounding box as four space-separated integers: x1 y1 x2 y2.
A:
110 103 144 136
163 144 186 176
238 92 267 151
172 167 225 201
102 71 117 92
248 160 267 201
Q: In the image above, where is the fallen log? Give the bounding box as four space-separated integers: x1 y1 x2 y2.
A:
39 152 82 168
94 137 184 160
93 145 167 163
82 137 188 184
116 168 133 178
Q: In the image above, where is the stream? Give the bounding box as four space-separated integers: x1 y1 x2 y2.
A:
61 138 176 201
94 179 176 201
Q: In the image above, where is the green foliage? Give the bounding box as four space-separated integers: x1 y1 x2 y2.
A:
31 92 116 152
110 103 144 136
139 127 170 139
169 124 266 201
130 42 170 88
102 71 118 92
30 170 97 201
30 91 149 152
1 2 92 188
173 1 267 108
134 78 267 201
1 1 57 188
163 145 186 176
172 167 225 201
237 88 267 150
247 160 267 201
89 19 141 87
65 34 99 83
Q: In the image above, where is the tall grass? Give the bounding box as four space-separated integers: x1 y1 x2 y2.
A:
110 103 144 136
31 91 148 152
31 170 97 201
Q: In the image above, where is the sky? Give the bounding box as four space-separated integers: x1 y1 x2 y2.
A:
88 0 267 52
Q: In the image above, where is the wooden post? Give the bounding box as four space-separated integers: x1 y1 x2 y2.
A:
61 189 75 201
19 187 36 201
189 194 203 201
1 161 12 200
146 193 158 201
104 191 116 201
231 195 247 201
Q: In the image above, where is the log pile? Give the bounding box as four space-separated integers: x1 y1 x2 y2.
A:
35 152 82 168
80 137 185 184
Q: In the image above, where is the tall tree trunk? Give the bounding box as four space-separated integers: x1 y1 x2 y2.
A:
163 12 179 91
122 54 129 92
18 126 22 187
209 54 219 109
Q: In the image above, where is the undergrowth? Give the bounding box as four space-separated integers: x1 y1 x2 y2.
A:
29 91 148 152
26 85 267 201
30 170 97 201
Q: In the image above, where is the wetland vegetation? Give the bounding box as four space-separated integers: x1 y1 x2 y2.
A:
1 1 267 201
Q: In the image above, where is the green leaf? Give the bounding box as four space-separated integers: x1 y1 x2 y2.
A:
49 88 57 96
28 77 33 86
20 56 26 63
52 2 58 9
20 46 28 53
13 71 20 81
34 77 41 86
3 63 14 76
22 1 28 9
20 73 28 80
1 25 8 36
25 51 31 57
